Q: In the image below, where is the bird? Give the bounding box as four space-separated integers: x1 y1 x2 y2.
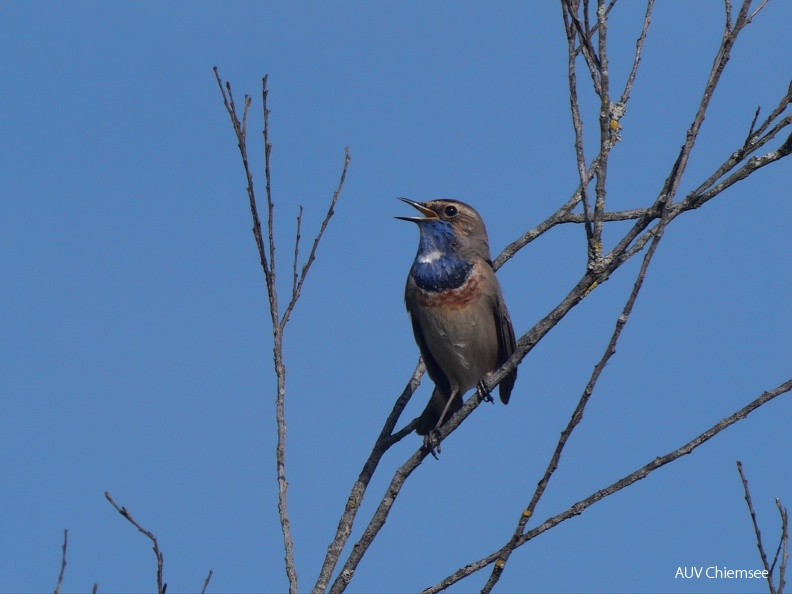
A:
397 198 517 451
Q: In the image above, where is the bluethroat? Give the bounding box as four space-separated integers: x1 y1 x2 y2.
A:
397 198 517 451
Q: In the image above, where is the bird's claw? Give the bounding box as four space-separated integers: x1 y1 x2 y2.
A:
422 430 442 459
477 378 494 403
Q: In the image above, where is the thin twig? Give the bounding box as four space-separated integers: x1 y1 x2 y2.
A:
747 0 771 22
329 447 434 594
564 0 603 94
323 115 792 594
747 106 762 141
751 80 792 141
290 2 786 589
687 82 792 204
481 180 673 592
424 379 792 592
281 147 350 329
216 69 350 594
105 492 166 594
737 460 776 594
292 206 303 300
332 121 789 589
493 153 604 270
263 76 278 315
326 268 603 593
626 0 758 233
212 68 273 296
586 0 771 290
559 208 648 223
776 499 789 593
562 0 596 257
572 0 618 55
54 529 67 594
312 362 424 594
200 569 214 594
592 0 611 258
617 0 655 107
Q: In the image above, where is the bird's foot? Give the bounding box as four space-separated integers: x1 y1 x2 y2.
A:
477 378 494 403
422 430 441 459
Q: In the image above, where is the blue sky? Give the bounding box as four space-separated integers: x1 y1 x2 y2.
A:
2 2 791 593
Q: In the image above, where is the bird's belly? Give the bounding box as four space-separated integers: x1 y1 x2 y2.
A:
417 290 499 394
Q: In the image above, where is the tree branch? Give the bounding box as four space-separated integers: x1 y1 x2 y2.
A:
592 0 611 257
200 569 214 594
105 492 166 594
292 205 303 300
425 379 792 592
323 2 792 582
234 3 791 590
281 147 350 328
312 362 424 594
562 0 596 258
617 0 655 107
737 460 776 594
481 184 673 592
54 529 67 594
773 499 789 593
737 460 789 594
216 69 350 594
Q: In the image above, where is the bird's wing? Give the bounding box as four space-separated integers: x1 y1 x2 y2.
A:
493 293 518 404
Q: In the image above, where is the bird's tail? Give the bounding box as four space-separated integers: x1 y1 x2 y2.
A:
416 387 463 435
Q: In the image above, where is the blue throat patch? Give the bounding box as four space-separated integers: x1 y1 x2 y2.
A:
411 220 473 292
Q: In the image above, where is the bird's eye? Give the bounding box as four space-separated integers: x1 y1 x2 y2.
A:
443 205 458 217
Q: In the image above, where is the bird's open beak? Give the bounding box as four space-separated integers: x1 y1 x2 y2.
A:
395 197 438 222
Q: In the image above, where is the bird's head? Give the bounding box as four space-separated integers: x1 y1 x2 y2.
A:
396 198 491 263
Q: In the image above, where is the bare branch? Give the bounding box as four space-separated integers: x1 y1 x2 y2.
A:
746 106 762 140
217 5 789 591
343 86 792 592
640 0 762 222
425 379 792 592
281 146 351 329
324 267 609 593
750 80 792 141
312 361 424 594
563 0 603 96
560 0 655 266
292 206 303 300
737 462 789 594
256 78 300 594
559 207 648 223
617 0 655 107
104 492 166 594
684 132 792 210
217 69 350 594
562 1 595 247
481 188 673 592
54 529 67 594
493 153 603 270
212 68 275 321
591 0 611 257
737 460 776 594
200 569 214 594
775 499 789 593
747 0 771 23
496 77 789 272
329 446 433 594
571 0 618 57
262 76 278 317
